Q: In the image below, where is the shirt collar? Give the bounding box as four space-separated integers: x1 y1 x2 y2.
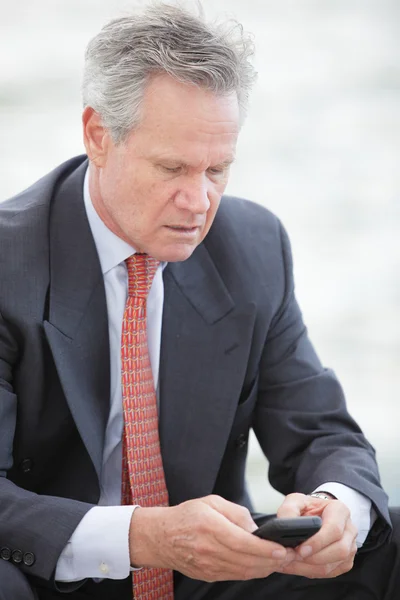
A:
83 167 166 275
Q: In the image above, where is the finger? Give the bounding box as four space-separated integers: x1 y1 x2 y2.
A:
201 496 297 562
278 492 337 519
296 522 357 565
202 495 258 532
278 558 344 579
296 500 350 559
198 544 297 581
211 511 295 561
160 500 296 581
178 515 298 582
196 503 297 565
327 551 356 578
283 551 356 580
276 493 309 518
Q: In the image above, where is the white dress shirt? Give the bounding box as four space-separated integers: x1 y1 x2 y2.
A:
56 168 373 582
56 170 165 581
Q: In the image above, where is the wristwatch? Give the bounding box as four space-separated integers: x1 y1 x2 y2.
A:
309 492 336 501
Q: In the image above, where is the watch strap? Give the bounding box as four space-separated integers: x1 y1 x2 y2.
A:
309 491 336 500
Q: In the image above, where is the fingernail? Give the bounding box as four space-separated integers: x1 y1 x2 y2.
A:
299 545 313 558
272 549 286 560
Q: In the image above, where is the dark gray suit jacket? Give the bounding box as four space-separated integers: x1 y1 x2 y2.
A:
0 156 391 589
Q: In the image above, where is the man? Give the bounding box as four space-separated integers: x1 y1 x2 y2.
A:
0 3 398 599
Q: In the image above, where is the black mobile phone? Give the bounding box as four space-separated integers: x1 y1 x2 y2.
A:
253 516 322 548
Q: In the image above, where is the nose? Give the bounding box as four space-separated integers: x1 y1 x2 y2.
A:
173 175 211 215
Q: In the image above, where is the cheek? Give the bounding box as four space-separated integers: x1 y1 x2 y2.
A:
100 163 128 210
103 166 143 215
204 194 222 232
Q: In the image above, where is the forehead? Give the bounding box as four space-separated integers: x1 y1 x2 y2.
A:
131 74 240 160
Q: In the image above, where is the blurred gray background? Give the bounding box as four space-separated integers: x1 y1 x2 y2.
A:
1 0 399 512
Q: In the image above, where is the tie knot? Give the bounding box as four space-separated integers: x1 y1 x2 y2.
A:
125 254 160 299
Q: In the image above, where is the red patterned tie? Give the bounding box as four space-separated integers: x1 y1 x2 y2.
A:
121 253 174 600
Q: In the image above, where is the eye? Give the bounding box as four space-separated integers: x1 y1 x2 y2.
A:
161 165 181 173
207 166 228 176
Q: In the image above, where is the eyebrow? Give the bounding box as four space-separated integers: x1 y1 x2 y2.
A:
157 157 236 169
215 158 236 168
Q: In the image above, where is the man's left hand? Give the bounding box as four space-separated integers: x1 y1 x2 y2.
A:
275 493 358 579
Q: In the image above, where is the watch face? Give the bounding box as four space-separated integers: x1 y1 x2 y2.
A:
311 493 332 500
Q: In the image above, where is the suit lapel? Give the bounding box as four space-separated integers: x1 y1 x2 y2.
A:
43 160 110 480
42 162 254 494
159 244 256 506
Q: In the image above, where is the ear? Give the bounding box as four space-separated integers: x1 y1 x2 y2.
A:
82 107 111 167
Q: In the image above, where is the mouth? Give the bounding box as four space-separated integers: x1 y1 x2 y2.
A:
165 225 200 234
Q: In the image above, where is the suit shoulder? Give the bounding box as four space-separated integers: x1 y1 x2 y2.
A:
218 195 279 225
0 155 87 221
0 156 88 297
210 195 283 249
204 195 292 296
216 195 281 236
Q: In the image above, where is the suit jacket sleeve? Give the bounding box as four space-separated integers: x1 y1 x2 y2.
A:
0 309 94 585
252 220 391 550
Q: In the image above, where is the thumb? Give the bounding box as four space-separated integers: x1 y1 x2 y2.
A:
276 493 309 518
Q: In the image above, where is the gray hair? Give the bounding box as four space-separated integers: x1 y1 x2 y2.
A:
82 2 257 143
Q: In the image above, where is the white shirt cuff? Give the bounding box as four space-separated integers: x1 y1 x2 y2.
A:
55 505 138 582
313 482 376 548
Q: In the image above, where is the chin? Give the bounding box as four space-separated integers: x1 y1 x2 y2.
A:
154 243 198 263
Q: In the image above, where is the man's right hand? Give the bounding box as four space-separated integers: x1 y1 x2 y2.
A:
128 495 297 582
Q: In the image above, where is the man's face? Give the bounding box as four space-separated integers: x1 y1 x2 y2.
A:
84 74 240 262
